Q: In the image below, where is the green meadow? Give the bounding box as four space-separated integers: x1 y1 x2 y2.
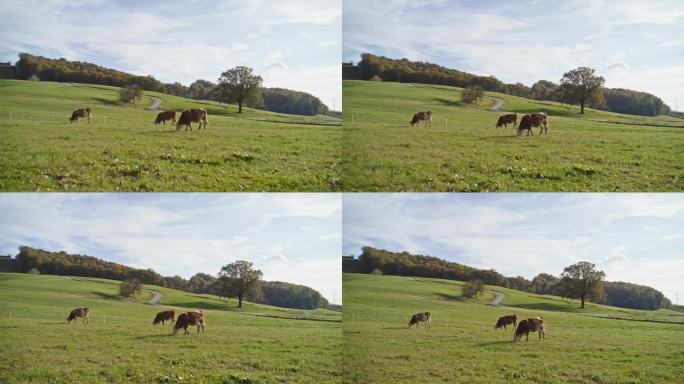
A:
0 273 341 383
342 80 684 191
342 273 684 384
0 80 342 191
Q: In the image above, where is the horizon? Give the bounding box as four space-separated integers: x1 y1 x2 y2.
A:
343 193 684 305
0 193 342 305
343 0 684 112
0 0 342 110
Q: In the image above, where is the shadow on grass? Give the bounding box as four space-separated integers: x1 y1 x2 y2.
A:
92 97 122 107
91 291 122 301
433 98 463 108
507 302 573 312
167 301 232 311
434 293 467 302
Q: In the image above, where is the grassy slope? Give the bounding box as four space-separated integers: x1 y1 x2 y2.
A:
342 80 684 191
0 273 341 383
0 80 342 191
342 273 684 384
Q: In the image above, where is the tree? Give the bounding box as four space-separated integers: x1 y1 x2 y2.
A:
217 66 263 113
462 85 484 104
218 260 263 307
560 261 605 308
119 84 142 104
559 67 605 114
462 279 484 298
120 278 142 297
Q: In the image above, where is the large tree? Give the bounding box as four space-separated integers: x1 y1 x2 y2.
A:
559 67 605 114
560 261 605 308
217 66 263 113
218 260 263 307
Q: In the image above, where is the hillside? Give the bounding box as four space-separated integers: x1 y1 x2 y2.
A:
342 273 684 383
342 80 684 191
0 80 342 191
0 273 341 383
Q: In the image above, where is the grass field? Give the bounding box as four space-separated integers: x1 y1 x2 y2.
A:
0 80 342 191
342 273 684 383
342 80 684 191
0 273 341 383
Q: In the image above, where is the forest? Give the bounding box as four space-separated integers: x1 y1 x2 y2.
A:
344 247 672 310
345 53 673 117
7 246 330 310
12 53 332 116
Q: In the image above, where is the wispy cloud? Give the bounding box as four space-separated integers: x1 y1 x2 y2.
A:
0 193 342 304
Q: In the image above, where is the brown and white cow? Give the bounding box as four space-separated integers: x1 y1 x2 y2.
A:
410 111 432 128
69 108 91 124
513 317 545 341
517 113 548 136
495 113 517 129
176 108 208 131
173 311 205 335
495 314 517 331
67 307 90 324
152 310 176 326
408 312 431 329
154 111 177 125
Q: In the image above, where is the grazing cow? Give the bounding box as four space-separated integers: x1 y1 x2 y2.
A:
152 310 176 326
410 111 432 128
513 317 546 341
154 111 176 125
494 314 517 331
408 312 432 329
69 108 91 124
176 108 208 131
495 113 517 129
173 311 205 335
67 307 90 324
517 113 548 136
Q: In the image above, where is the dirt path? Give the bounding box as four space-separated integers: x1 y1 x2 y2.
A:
490 291 506 306
146 96 162 112
486 96 505 112
146 289 162 305
579 313 684 324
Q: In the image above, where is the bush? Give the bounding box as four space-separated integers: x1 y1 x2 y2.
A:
120 278 142 297
462 85 484 104
27 74 40 81
370 268 384 275
462 279 484 298
119 85 143 103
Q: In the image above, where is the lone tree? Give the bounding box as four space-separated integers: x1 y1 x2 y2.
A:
559 67 605 114
218 260 263 307
217 66 263 113
560 261 605 308
120 278 142 297
462 279 484 298
119 84 143 104
462 85 484 104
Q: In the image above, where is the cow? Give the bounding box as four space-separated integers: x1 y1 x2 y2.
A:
495 113 517 129
152 310 175 326
176 108 208 131
173 311 205 335
154 111 176 125
67 307 90 324
494 314 517 331
410 111 432 128
513 317 545 341
69 108 91 124
408 312 432 329
517 113 548 136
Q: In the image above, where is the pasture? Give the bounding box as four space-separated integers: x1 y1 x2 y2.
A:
342 80 684 191
0 273 341 383
0 80 342 191
342 273 684 383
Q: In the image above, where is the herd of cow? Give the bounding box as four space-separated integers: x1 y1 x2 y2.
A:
68 107 209 131
408 312 546 342
409 110 550 136
67 307 206 335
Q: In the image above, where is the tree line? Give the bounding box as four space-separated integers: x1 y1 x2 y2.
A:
10 246 329 310
12 53 332 116
344 247 671 310
345 53 672 117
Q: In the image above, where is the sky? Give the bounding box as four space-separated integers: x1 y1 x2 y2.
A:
343 193 684 305
0 0 342 110
0 193 342 304
343 0 684 111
